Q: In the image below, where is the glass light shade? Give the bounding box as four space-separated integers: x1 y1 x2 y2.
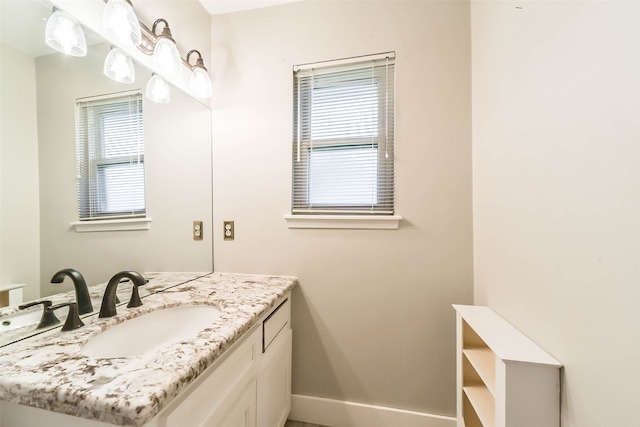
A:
153 37 182 77
104 47 135 84
103 0 142 47
189 67 212 98
45 10 87 57
146 75 170 103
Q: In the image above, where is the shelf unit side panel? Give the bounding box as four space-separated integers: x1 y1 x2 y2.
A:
456 313 465 426
504 362 561 427
494 358 506 427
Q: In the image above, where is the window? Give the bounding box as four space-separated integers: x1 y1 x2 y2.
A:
292 52 395 215
76 91 145 221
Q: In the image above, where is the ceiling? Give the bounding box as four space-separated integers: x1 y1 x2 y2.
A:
197 0 302 15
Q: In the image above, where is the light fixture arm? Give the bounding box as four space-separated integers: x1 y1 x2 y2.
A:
151 19 175 43
186 50 207 71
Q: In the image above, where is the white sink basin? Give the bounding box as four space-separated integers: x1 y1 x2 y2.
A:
81 305 222 359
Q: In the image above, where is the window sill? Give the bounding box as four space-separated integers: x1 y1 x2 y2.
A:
70 217 151 233
283 214 402 230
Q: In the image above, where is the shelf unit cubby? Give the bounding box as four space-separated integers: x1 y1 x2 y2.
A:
453 305 562 427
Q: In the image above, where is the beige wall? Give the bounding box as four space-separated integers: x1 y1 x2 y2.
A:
211 0 473 416
0 44 41 302
36 42 213 296
472 1 640 426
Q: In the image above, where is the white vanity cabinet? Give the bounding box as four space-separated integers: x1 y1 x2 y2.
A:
453 304 562 427
150 294 292 427
0 293 292 427
152 327 260 427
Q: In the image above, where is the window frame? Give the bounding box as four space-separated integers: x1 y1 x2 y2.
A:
75 90 146 223
292 52 396 217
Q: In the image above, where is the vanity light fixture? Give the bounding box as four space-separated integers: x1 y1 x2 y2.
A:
45 9 87 57
104 47 135 84
186 50 212 99
146 74 170 104
103 0 142 47
150 19 182 77
97 0 214 101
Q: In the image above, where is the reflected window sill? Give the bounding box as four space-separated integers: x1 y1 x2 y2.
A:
71 218 151 233
283 214 402 230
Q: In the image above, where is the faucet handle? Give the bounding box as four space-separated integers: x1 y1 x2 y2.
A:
19 300 61 329
50 302 85 332
127 279 144 308
117 274 147 308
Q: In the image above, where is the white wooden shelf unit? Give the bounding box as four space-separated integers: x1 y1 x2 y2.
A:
453 304 562 427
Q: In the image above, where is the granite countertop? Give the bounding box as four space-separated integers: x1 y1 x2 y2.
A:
0 272 211 347
0 272 297 426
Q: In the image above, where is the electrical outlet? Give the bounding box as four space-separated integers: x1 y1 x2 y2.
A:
223 220 234 241
193 221 203 241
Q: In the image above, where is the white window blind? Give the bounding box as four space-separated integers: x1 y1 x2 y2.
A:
293 52 395 215
76 91 145 220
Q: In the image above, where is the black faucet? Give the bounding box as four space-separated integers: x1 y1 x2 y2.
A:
50 268 93 315
19 300 60 329
98 271 147 318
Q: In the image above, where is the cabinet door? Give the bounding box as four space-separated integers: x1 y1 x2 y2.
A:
160 328 259 427
257 328 292 427
202 379 257 427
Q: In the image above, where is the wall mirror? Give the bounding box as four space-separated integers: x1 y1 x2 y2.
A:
0 0 213 345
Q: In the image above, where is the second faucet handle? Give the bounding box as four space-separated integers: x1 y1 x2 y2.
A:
50 302 84 332
127 281 143 308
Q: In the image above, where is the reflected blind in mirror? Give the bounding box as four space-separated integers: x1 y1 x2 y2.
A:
293 52 395 215
76 91 145 220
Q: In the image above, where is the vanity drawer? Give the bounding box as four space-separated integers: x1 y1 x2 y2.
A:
262 298 290 353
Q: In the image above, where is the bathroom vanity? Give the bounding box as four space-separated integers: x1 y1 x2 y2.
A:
0 272 297 427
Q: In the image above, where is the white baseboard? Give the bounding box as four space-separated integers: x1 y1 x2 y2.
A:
289 394 457 427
